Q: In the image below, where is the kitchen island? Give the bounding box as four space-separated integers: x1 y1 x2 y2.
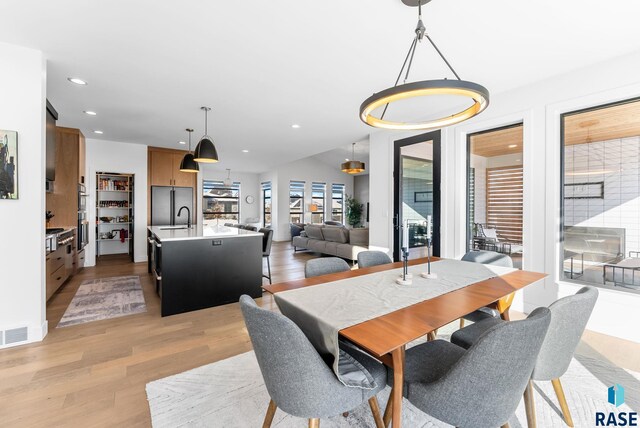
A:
148 225 263 316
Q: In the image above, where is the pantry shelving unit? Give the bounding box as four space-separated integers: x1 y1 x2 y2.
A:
96 172 134 260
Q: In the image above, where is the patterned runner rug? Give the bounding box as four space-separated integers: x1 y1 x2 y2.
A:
57 275 146 328
146 328 639 427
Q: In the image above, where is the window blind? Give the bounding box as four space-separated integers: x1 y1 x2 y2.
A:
486 166 523 243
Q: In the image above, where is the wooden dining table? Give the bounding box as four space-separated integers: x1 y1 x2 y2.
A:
263 257 547 427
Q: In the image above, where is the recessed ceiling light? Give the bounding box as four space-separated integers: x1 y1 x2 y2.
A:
93 130 104 134
291 124 301 129
68 77 87 85
516 159 521 162
508 144 518 148
84 110 97 116
345 158 350 161
178 141 186 145
242 149 249 153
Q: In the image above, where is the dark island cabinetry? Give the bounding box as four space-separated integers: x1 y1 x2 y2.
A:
148 226 262 317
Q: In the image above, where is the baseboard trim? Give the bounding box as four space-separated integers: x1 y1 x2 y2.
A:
0 320 47 350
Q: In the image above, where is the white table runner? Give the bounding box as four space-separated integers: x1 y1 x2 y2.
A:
274 259 515 388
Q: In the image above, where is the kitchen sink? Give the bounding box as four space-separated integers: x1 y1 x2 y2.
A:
159 226 192 230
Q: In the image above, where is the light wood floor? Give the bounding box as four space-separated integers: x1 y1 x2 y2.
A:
1 242 638 427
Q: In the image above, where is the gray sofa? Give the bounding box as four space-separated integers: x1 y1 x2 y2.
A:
292 225 369 261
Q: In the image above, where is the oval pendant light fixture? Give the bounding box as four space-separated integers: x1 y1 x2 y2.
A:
341 142 366 174
179 128 199 173
194 106 219 163
360 0 489 131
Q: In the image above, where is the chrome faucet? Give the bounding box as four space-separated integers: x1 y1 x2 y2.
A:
177 206 191 228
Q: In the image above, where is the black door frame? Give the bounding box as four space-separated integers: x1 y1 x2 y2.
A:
393 130 441 261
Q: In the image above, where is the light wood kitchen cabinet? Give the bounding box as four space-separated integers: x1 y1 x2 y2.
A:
149 149 175 186
78 132 86 184
47 127 83 228
45 127 86 304
147 147 197 224
148 147 196 187
45 236 73 302
172 153 196 187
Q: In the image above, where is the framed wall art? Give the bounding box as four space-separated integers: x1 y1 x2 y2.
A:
0 130 18 199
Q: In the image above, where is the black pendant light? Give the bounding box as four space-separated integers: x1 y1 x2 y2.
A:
194 106 219 163
179 128 199 173
359 0 489 131
341 143 366 174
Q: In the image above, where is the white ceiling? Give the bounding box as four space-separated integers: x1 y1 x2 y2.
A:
2 0 640 174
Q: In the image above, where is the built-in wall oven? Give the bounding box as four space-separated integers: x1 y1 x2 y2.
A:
77 184 89 251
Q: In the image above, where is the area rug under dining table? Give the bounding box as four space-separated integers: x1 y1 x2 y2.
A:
146 323 640 427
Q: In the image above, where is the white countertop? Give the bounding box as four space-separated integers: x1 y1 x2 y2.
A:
45 227 76 240
148 225 263 242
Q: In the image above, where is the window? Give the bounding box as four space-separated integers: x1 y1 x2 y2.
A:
467 124 524 268
331 183 345 223
561 98 640 292
289 181 305 223
262 181 272 227
311 182 326 224
203 180 240 222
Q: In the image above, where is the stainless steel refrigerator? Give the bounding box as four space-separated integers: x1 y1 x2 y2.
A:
151 186 193 226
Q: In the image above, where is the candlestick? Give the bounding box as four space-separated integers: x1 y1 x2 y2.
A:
396 246 412 285
420 218 437 279
402 219 409 251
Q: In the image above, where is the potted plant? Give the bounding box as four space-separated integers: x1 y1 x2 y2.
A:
345 195 364 228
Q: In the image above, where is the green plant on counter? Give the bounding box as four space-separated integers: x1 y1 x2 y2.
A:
345 195 364 228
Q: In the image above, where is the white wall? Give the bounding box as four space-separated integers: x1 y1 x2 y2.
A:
85 139 148 266
266 157 354 241
368 49 640 343
199 168 260 224
0 42 47 347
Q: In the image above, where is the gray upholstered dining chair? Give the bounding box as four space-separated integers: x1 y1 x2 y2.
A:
357 251 392 268
305 257 350 278
260 228 274 284
386 307 551 428
459 250 514 328
239 295 387 428
451 286 598 427
244 225 258 231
